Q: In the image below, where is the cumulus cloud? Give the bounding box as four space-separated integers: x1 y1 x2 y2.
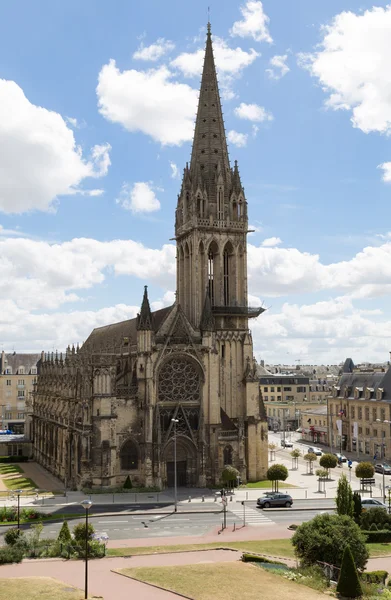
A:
133 38 175 61
230 1 272 43
97 60 198 146
170 162 180 179
266 54 290 80
261 237 282 247
116 182 161 213
0 79 110 214
234 102 273 122
228 130 248 147
378 162 391 183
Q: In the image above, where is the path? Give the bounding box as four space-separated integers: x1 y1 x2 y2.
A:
228 503 274 526
0 549 240 600
15 461 63 491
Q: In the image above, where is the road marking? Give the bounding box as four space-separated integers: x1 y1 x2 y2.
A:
98 520 129 524
228 505 274 526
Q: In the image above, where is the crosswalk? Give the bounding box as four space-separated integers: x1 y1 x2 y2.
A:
228 503 274 526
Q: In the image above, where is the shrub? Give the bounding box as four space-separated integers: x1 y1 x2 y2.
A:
266 464 288 492
0 506 17 522
123 475 133 489
336 545 363 598
362 529 391 543
361 506 390 530
4 527 22 546
221 465 240 487
336 473 354 517
292 513 368 570
72 522 95 543
72 539 105 559
319 453 337 472
57 521 72 544
0 547 23 564
315 468 328 479
291 449 301 458
353 492 362 525
369 523 378 531
20 508 47 521
355 462 375 479
362 570 388 585
242 553 285 565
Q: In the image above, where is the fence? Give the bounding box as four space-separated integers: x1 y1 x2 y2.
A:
317 561 340 584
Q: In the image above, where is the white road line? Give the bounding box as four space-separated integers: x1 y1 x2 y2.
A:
98 520 129 524
228 505 274 526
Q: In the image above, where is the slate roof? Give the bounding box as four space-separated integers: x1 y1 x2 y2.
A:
0 353 41 375
336 369 391 401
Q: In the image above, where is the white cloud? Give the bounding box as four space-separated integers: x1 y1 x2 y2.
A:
133 38 175 61
116 182 161 214
65 116 79 128
261 237 282 247
378 162 391 183
298 6 391 136
170 162 180 179
266 54 290 80
230 1 272 43
228 130 248 147
97 61 198 146
252 124 259 137
151 290 176 311
0 79 110 214
234 102 273 122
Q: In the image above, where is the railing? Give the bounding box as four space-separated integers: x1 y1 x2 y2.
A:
212 306 265 317
218 430 238 439
317 561 340 584
116 384 138 397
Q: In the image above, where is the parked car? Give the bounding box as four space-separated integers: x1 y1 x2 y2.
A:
308 447 322 456
361 498 387 511
257 493 293 509
333 452 347 463
374 464 391 475
280 440 293 448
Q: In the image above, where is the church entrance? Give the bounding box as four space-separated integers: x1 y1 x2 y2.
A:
166 460 187 487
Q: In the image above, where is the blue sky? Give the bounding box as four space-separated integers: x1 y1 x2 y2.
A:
1 0 391 364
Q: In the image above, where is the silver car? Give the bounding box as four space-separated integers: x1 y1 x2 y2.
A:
361 498 387 510
257 493 293 508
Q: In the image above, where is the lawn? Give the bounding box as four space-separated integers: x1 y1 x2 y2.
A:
0 577 101 599
243 481 297 489
117 562 324 600
0 465 24 475
0 463 37 491
366 542 391 557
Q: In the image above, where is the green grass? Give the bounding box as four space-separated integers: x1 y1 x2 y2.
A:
3 476 37 491
242 481 297 489
0 577 102 599
366 542 391 557
0 464 24 475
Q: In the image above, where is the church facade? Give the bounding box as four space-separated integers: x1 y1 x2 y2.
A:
30 25 268 490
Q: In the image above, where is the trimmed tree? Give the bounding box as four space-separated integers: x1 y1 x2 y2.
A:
292 513 368 570
266 464 288 492
291 449 301 470
319 453 337 477
221 465 240 490
355 462 375 479
336 545 362 598
304 452 317 474
123 475 133 490
352 492 362 525
336 473 354 517
57 521 72 544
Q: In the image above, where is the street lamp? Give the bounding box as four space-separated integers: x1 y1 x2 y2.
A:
15 489 23 531
171 418 179 513
80 499 92 600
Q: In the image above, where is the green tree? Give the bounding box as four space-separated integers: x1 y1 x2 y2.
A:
355 462 375 479
319 453 337 476
72 522 95 543
266 464 288 492
304 452 317 474
57 521 72 544
292 513 368 570
123 475 133 489
352 492 362 525
336 473 354 517
291 449 301 469
221 465 240 490
315 468 328 479
4 528 21 546
336 545 362 598
361 506 390 530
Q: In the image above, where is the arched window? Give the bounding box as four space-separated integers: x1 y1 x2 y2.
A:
238 200 243 218
218 188 224 220
120 440 138 470
208 249 214 306
223 250 229 306
224 446 233 465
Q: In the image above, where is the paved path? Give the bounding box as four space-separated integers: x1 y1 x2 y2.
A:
0 550 240 600
16 462 63 491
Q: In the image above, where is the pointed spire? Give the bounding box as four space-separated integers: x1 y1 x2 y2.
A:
190 23 230 199
232 159 243 193
200 289 215 331
137 285 153 331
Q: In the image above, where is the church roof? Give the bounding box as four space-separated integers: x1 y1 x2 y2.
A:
83 305 173 353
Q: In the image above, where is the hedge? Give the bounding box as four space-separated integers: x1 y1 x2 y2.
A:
362 570 388 585
362 530 391 543
242 553 285 565
0 456 28 463
0 547 23 564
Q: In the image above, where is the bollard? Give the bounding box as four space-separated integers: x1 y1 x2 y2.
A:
229 495 232 502
188 496 191 502
202 496 205 502
233 522 236 531
214 496 217 502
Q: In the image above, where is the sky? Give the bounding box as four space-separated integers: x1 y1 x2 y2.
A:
1 0 391 365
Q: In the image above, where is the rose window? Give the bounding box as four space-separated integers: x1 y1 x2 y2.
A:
158 357 201 403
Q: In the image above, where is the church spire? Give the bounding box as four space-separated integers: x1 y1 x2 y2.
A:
137 286 153 331
190 23 230 195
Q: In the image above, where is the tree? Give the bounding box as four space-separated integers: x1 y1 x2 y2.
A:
336 473 354 517
123 475 133 489
268 443 276 461
319 453 337 476
57 521 72 544
336 545 362 598
221 465 239 490
73 522 95 543
361 506 390 530
352 492 362 525
304 452 317 474
355 462 374 480
292 513 368 570
266 464 288 492
291 449 301 469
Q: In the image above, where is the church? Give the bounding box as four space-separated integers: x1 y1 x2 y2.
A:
30 24 269 490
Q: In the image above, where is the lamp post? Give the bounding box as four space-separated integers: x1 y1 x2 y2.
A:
15 489 23 531
171 418 179 513
80 499 92 600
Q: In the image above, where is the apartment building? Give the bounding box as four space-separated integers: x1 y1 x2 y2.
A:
328 358 391 459
260 374 311 431
0 352 42 434
300 405 328 445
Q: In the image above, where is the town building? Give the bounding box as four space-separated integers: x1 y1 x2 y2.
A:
328 358 391 459
300 405 328 445
30 24 268 490
0 352 41 435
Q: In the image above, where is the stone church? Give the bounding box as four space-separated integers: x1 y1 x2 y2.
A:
30 24 268 490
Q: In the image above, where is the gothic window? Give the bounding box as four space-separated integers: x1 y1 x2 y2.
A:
120 439 138 470
158 357 201 403
198 195 205 217
208 249 214 305
224 446 233 465
218 188 224 220
238 201 243 218
223 250 229 306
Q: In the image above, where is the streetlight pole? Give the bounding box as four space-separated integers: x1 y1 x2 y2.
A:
80 499 92 600
171 418 179 513
15 489 22 531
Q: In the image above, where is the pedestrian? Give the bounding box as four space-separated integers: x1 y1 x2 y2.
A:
220 489 224 498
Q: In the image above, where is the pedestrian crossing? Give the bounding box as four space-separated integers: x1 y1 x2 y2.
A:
228 503 274 526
